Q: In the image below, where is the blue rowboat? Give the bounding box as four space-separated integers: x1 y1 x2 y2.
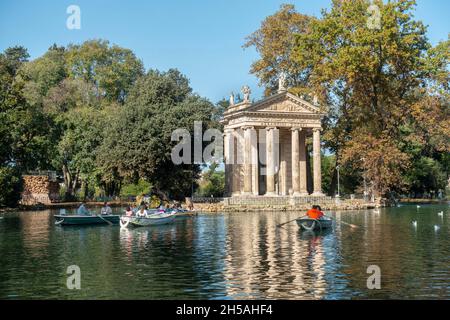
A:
54 214 120 226
296 216 333 231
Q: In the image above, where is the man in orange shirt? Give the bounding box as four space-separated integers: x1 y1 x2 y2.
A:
306 205 324 220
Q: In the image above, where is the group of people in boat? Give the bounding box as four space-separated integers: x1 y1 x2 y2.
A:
75 200 183 218
76 201 323 220
124 201 180 218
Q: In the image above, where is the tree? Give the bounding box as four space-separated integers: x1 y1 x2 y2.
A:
197 163 225 197
17 45 66 106
243 4 312 96
243 0 450 198
55 106 107 200
0 46 55 206
65 40 144 103
97 69 217 200
245 1 449 198
17 40 146 199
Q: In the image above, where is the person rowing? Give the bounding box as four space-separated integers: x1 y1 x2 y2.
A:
77 202 90 216
306 205 325 220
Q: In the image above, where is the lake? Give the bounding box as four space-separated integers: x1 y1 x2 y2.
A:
0 204 448 299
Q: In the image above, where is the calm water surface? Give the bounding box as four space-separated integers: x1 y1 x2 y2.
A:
0 204 449 299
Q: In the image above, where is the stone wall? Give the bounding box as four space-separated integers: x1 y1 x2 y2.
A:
20 175 60 205
192 196 376 213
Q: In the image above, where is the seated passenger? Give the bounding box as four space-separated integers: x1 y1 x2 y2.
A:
137 207 148 218
125 207 133 217
77 202 90 216
100 202 113 215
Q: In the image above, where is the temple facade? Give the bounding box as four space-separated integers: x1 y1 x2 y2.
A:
221 86 326 198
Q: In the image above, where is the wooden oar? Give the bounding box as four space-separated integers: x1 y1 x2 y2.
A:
276 216 307 228
340 221 358 229
277 214 359 229
326 215 358 229
276 219 297 228
96 214 113 226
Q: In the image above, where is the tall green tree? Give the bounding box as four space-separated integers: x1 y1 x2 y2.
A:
65 40 144 103
243 4 312 96
0 46 55 206
97 69 216 200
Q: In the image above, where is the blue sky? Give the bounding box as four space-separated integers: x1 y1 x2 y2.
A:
0 0 448 103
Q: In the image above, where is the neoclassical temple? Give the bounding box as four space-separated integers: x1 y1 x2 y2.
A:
222 83 326 198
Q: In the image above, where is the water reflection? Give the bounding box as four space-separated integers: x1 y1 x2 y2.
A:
222 212 337 299
0 205 449 299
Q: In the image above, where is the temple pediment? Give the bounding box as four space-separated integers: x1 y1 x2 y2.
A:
249 92 321 114
223 92 323 120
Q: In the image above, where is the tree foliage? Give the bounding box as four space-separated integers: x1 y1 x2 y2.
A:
197 163 225 198
97 69 216 200
0 40 218 206
243 4 312 95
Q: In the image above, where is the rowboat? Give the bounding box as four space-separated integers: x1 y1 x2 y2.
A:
296 216 333 232
54 214 121 226
120 212 176 228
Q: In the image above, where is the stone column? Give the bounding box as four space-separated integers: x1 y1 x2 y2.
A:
299 130 308 195
224 129 234 197
243 126 253 195
291 128 301 196
280 160 287 196
265 127 277 196
251 128 259 196
232 129 241 196
312 128 324 196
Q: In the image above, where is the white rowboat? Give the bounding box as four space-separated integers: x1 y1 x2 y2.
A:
120 212 176 228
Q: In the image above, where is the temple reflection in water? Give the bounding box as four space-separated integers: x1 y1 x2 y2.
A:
222 212 335 299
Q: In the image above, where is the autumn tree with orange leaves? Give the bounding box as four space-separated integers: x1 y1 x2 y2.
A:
246 0 449 198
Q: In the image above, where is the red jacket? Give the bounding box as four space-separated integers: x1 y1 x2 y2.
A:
307 209 324 220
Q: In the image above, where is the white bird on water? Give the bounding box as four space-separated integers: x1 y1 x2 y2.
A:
417 205 421 209
412 221 417 228
434 225 440 232
438 211 444 217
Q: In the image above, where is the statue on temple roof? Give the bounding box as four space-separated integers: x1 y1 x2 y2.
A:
241 85 251 103
278 72 287 93
229 92 235 106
